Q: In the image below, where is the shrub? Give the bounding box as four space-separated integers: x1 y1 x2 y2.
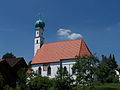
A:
28 76 52 90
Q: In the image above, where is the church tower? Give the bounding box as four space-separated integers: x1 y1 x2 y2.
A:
34 19 45 56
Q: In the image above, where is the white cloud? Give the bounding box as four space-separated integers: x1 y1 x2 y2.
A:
68 33 83 40
57 29 71 36
57 29 83 40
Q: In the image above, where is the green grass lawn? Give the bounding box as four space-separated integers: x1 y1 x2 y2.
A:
95 83 120 90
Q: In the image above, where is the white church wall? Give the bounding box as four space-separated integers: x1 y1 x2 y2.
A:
36 31 39 37
31 62 60 78
49 62 60 78
31 64 46 76
34 38 40 44
62 59 76 75
62 59 76 80
31 59 76 78
115 70 120 82
31 64 42 73
34 38 40 56
37 62 60 78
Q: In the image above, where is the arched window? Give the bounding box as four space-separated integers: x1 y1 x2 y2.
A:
37 31 39 35
72 67 75 75
64 66 67 72
36 40 38 44
47 66 51 76
38 67 41 75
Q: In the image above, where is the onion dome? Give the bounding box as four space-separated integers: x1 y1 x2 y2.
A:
35 19 45 29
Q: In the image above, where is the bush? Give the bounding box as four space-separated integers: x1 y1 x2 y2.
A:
28 76 52 90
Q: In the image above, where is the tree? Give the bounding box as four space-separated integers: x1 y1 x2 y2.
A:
107 54 118 83
108 54 118 69
54 67 74 90
96 55 110 83
16 68 28 90
0 73 17 90
3 85 17 90
97 54 118 83
0 73 6 90
72 55 99 89
28 60 32 68
28 76 52 90
2 53 16 59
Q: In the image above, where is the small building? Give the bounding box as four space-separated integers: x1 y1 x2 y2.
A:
0 57 27 87
31 19 91 78
0 59 16 87
6 57 28 75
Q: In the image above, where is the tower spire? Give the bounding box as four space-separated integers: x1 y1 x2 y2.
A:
34 16 45 56
38 13 42 20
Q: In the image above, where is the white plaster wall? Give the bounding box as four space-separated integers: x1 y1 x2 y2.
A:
115 70 120 82
35 28 44 37
34 38 40 44
34 38 40 56
31 59 76 78
31 62 60 78
34 27 44 56
36 31 39 37
62 60 76 80
49 62 60 78
62 59 76 75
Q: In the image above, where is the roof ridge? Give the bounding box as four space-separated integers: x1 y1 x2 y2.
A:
43 39 82 45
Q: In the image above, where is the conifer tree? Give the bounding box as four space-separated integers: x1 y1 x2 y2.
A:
97 54 118 83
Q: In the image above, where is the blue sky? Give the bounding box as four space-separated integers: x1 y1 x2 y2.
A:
0 0 120 65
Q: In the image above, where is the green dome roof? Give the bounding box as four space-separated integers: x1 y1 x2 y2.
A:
35 19 45 29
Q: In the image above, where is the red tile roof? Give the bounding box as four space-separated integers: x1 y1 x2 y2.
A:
31 39 91 64
117 66 120 70
6 57 24 67
0 59 3 62
26 69 33 74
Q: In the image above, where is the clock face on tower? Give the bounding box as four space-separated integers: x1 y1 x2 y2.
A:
36 31 39 37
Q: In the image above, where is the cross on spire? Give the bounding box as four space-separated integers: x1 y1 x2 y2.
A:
38 13 42 20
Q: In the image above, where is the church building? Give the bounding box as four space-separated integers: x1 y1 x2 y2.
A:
31 19 91 78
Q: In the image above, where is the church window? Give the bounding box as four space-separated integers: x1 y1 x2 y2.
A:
36 31 39 37
37 31 39 34
38 67 42 75
64 66 67 72
47 66 51 76
43 64 49 71
36 40 38 44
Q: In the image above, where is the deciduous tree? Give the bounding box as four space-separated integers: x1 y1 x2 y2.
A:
73 55 99 89
2 53 16 59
